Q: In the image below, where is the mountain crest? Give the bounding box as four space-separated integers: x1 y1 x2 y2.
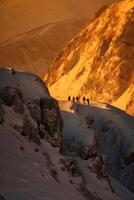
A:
45 0 134 115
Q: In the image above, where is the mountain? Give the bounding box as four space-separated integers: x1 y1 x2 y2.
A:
0 0 119 42
0 67 63 147
45 0 134 115
60 100 134 194
0 19 86 78
0 0 119 78
0 68 134 199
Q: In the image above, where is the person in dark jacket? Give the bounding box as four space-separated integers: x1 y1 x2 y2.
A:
87 98 90 105
83 96 86 104
76 96 79 103
72 96 75 103
68 96 71 101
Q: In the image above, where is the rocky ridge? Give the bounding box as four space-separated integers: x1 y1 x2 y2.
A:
45 0 134 115
0 67 63 146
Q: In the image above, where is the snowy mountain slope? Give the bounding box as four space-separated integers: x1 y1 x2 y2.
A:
0 68 134 199
1 125 132 200
45 0 134 115
0 67 50 100
0 0 119 42
59 101 134 193
0 101 134 200
0 19 87 79
0 67 63 146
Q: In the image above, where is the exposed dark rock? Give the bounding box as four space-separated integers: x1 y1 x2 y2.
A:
19 146 25 153
0 104 5 124
38 124 46 139
0 69 63 150
18 97 63 147
63 137 85 157
13 94 24 114
42 152 54 168
69 179 74 184
40 98 63 147
80 146 97 160
26 100 41 122
125 152 134 166
21 115 41 145
89 154 108 179
21 115 31 136
23 97 63 148
12 124 23 133
0 194 5 200
60 158 82 177
0 86 23 107
35 148 39 153
49 169 59 183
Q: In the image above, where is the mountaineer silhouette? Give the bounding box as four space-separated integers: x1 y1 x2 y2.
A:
83 96 86 104
72 96 75 103
68 96 71 101
87 98 90 105
76 96 79 103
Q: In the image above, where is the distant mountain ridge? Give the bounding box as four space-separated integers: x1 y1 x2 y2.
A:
0 0 119 78
0 19 86 78
45 0 134 115
0 0 119 42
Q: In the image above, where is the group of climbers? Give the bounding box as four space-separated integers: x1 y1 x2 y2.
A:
68 96 90 105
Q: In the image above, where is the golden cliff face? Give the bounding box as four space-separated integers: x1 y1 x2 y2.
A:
45 0 134 115
0 0 119 78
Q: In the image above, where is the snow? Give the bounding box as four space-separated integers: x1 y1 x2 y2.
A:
0 90 134 199
59 100 134 196
59 100 134 160
0 67 50 100
0 127 85 200
0 123 133 200
0 99 134 199
72 101 134 157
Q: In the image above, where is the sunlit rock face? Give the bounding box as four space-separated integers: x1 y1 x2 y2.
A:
0 0 119 79
45 0 134 115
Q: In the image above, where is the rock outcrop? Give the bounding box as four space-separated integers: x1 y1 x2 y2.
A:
0 67 63 146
